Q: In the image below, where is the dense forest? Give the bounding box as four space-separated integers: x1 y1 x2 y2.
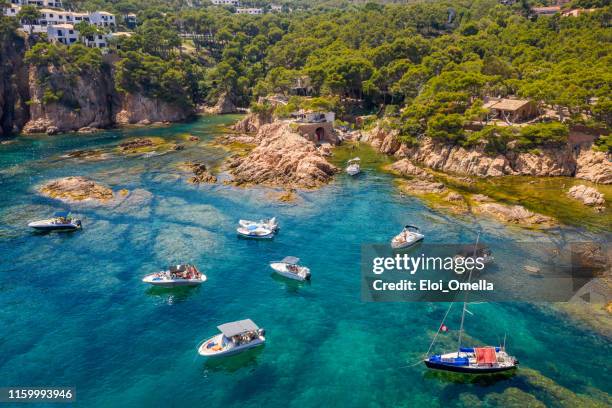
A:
2 0 611 150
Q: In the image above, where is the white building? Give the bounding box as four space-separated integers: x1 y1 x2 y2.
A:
211 0 240 6
10 0 63 8
235 7 263 14
270 4 283 12
47 23 78 45
89 11 115 28
4 5 21 17
83 32 108 48
70 12 90 23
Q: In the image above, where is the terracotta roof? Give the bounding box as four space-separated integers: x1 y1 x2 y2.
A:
485 98 532 112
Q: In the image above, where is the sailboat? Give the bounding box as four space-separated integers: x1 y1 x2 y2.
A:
423 235 519 374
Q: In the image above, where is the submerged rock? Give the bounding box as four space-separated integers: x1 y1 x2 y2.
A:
118 137 154 151
227 122 337 189
472 201 555 228
567 185 605 207
401 178 446 194
39 176 114 202
180 162 217 184
484 387 546 407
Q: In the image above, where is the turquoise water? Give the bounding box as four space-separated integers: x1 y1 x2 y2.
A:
0 116 610 407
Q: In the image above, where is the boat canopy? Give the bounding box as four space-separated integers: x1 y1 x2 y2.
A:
218 319 259 337
404 225 420 231
475 347 497 364
169 264 189 272
281 256 300 265
460 346 500 353
54 211 70 218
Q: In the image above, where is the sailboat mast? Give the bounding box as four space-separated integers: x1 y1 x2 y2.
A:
457 232 480 353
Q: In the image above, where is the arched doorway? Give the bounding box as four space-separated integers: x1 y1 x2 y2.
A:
315 127 325 142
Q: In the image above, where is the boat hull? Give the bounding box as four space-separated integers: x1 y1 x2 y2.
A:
30 224 80 231
237 229 275 239
198 334 265 357
424 360 517 374
270 263 310 281
142 274 207 287
346 166 360 176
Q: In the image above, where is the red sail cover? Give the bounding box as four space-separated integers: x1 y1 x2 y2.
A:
475 347 497 364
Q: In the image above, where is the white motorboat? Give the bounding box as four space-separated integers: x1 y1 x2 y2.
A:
198 319 266 357
237 224 275 239
391 225 424 249
270 256 311 281
28 211 82 231
239 217 279 232
346 157 361 176
142 264 207 287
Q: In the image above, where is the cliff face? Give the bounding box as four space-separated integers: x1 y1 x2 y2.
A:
0 31 29 136
363 126 612 184
2 41 193 136
23 64 114 134
113 92 189 126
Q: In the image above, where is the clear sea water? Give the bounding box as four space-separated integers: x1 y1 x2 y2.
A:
0 116 610 407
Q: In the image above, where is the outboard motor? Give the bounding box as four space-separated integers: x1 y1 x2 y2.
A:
257 328 266 337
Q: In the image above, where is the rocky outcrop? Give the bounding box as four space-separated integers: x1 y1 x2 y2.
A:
575 148 612 184
226 122 337 188
0 30 30 136
231 111 273 133
198 92 237 115
472 200 555 227
387 159 433 180
363 126 612 184
39 176 114 202
400 178 446 194
567 185 605 207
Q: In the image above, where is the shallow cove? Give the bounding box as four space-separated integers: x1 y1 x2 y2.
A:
0 116 610 407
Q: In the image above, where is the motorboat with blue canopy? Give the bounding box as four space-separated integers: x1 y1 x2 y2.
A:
28 211 82 231
198 319 266 357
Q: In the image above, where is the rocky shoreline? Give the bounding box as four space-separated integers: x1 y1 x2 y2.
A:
360 125 612 184
389 159 557 228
